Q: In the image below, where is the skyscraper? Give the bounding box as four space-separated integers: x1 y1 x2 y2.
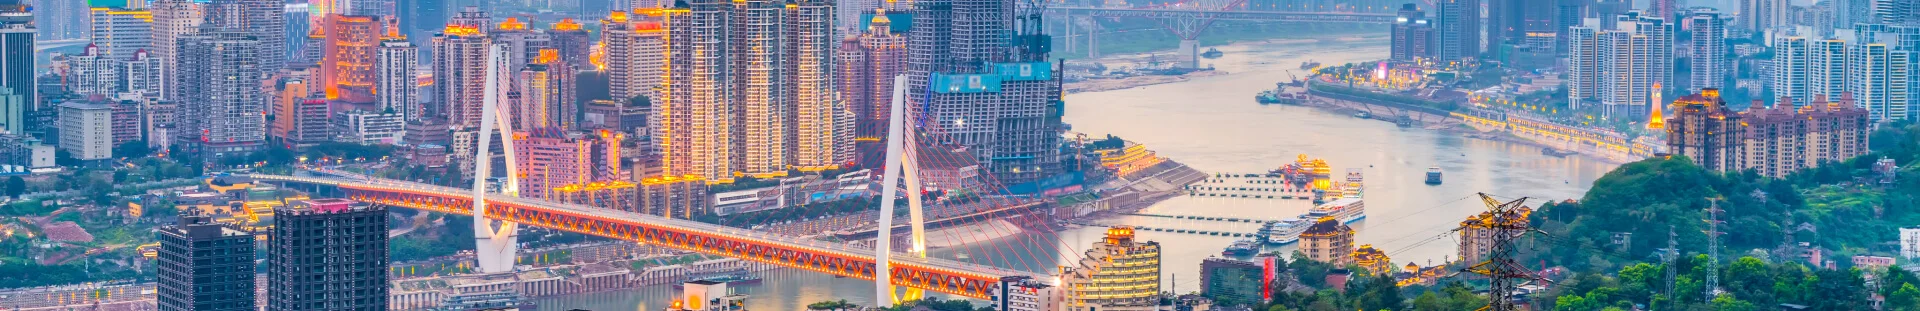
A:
176 30 266 160
0 1 31 136
1810 37 1851 101
1434 0 1480 61
837 13 906 167
789 0 844 172
67 45 121 96
284 2 310 66
1773 34 1811 102
267 199 388 311
1567 25 1600 109
433 7 490 126
153 0 204 101
377 28 420 120
1569 11 1673 121
603 11 665 103
1847 42 1911 121
548 18 592 70
156 214 256 311
1740 0 1787 31
660 0 734 182
491 17 551 73
206 0 287 72
1390 4 1434 61
33 0 87 40
321 15 380 100
120 49 164 96
1688 10 1728 91
903 0 1064 186
90 7 154 57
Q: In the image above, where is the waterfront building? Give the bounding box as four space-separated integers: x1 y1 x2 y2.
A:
1739 95 1871 178
663 281 747 311
1666 89 1745 172
1568 12 1673 121
1351 244 1393 275
0 1 30 135
1389 4 1434 61
1773 34 1812 102
837 12 906 167
376 29 420 121
321 15 381 100
57 102 113 161
175 30 266 160
1199 257 1264 306
602 11 665 103
1567 25 1600 110
90 7 154 58
156 214 256 311
1061 226 1161 310
334 109 406 144
993 276 1062 311
904 0 1063 186
1300 217 1354 264
1689 10 1729 91
205 0 287 72
152 0 203 101
268 199 388 311
1433 0 1479 61
636 175 710 218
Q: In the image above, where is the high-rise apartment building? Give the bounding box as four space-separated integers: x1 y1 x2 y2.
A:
603 11 665 103
514 130 621 200
377 30 420 120
268 199 388 311
657 0 846 182
1061 226 1160 310
1848 42 1911 121
156 214 256 311
33 0 86 40
58 102 113 161
1390 4 1434 61
1567 12 1672 121
433 7 490 127
1434 0 1480 61
1741 0 1788 31
67 45 122 96
1667 89 1744 171
120 50 165 96
321 15 381 100
903 0 1063 186
548 19 592 67
175 31 266 160
90 7 154 57
153 0 204 101
1689 11 1729 91
0 1 30 136
1810 38 1851 101
1773 34 1812 102
837 13 906 167
205 0 287 72
1740 95 1872 178
516 62 566 130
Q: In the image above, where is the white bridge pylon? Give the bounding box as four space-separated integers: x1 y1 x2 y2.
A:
875 75 930 307
471 44 521 274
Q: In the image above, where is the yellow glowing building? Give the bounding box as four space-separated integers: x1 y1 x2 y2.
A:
1301 217 1354 264
1351 244 1392 275
1061 226 1161 311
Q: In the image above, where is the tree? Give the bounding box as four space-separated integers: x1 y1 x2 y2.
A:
1887 284 1920 311
113 141 150 158
3 176 23 197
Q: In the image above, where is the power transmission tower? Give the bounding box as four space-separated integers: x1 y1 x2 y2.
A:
1459 193 1539 311
1664 225 1678 310
1703 198 1725 301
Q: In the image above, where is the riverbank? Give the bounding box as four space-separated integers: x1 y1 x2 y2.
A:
1066 70 1229 94
1060 34 1387 94
1300 94 1634 164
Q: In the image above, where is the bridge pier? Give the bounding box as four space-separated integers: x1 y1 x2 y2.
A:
1175 39 1200 68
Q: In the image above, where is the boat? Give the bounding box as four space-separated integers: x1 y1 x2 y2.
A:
674 272 763 288
1262 218 1312 244
1301 60 1321 70
1308 197 1366 224
1263 198 1367 244
1202 48 1223 59
1353 111 1371 119
1395 116 1416 127
1223 239 1260 256
1542 147 1577 158
1425 167 1443 185
1256 90 1282 104
1257 89 1308 105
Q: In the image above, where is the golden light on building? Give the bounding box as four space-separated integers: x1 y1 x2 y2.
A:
497 17 527 31
608 11 630 22
443 24 481 36
1350 244 1392 275
535 49 559 64
552 18 583 31
1647 82 1667 130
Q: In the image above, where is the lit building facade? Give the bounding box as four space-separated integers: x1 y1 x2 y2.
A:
376 31 420 120
90 7 154 57
1666 89 1744 171
1457 205 1532 263
837 13 905 168
637 175 710 218
603 11 666 103
321 15 381 100
1568 12 1672 121
661 2 730 182
433 7 491 127
1300 217 1354 264
1061 226 1160 310
1350 244 1393 275
1809 38 1850 101
514 129 624 200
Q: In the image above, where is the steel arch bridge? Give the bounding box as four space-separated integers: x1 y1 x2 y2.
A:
250 173 1043 300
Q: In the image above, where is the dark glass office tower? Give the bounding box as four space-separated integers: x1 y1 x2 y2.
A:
267 199 389 311
0 0 33 136
156 214 258 311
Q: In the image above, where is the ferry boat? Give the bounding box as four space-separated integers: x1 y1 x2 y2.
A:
1222 239 1260 256
1425 167 1444 185
1262 218 1312 244
1542 147 1577 158
1263 198 1366 244
1353 111 1371 119
1256 89 1308 105
1202 48 1224 59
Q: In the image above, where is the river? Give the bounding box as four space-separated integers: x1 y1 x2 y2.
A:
532 37 1620 310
